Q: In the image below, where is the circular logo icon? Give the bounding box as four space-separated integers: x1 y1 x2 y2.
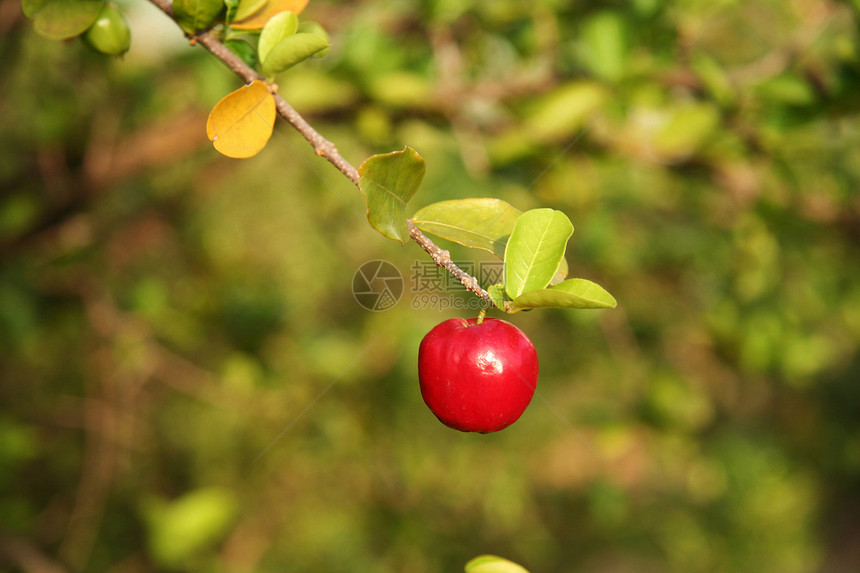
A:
352 260 403 311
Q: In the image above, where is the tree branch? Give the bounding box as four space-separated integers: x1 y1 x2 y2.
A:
407 220 491 303
146 0 492 306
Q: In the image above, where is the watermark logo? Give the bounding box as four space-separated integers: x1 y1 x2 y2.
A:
352 260 404 311
410 260 503 311
353 259 504 312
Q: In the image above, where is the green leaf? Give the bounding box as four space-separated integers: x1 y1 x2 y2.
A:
173 0 223 34
297 20 331 58
653 103 720 158
581 11 631 82
504 208 574 299
525 81 607 144
412 198 521 258
258 10 297 64
224 38 259 70
21 0 50 19
141 487 238 568
32 0 103 39
358 147 426 244
465 554 530 573
369 72 432 108
261 32 330 76
510 278 617 310
232 0 266 22
487 283 509 312
412 199 567 284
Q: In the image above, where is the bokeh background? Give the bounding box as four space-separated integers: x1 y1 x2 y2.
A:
2 0 860 571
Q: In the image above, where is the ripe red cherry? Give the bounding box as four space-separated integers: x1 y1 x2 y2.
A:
418 317 539 433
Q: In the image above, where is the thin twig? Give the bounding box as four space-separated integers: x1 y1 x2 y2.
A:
407 220 492 305
146 0 490 304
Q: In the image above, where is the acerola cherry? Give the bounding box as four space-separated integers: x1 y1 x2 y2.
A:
418 317 539 433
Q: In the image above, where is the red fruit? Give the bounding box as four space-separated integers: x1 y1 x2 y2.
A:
418 317 539 433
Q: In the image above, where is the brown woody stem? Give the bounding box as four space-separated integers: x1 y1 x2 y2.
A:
146 0 492 306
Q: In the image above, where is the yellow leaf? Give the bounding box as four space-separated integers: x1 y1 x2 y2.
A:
231 0 309 30
206 81 276 159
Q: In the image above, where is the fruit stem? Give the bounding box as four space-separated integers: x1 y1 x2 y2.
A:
476 308 486 325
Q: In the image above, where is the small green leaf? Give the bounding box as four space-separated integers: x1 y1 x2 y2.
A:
297 20 330 58
258 10 297 63
412 198 521 258
21 0 50 19
525 82 606 143
510 278 616 310
173 0 223 34
232 0 266 22
369 72 432 108
32 0 103 40
581 11 631 82
465 554 530 573
653 103 720 158
487 283 509 312
261 32 330 76
504 208 574 299
224 38 258 70
358 147 426 244
141 487 238 568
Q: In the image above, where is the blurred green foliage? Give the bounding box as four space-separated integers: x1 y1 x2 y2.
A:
2 0 860 571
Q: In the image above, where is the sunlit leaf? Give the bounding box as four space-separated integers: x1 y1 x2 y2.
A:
32 0 103 40
358 147 426 244
504 209 574 299
277 70 359 113
297 20 331 58
581 11 631 82
692 52 736 106
231 0 308 30
412 198 521 258
21 0 50 19
258 10 297 64
172 0 223 34
231 0 266 22
653 103 720 158
206 80 276 158
465 554 531 573
261 32 328 77
755 73 817 106
510 278 616 310
487 283 509 312
369 72 432 108
412 199 568 284
525 82 607 144
141 487 238 568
